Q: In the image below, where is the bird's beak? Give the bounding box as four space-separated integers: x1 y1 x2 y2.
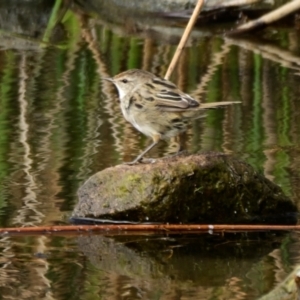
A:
103 77 114 82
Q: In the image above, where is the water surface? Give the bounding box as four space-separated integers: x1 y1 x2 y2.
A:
0 1 300 299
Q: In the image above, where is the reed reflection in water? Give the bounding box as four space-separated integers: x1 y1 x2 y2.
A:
0 2 300 299
0 232 299 300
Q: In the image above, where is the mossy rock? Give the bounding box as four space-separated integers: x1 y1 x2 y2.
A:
72 153 297 224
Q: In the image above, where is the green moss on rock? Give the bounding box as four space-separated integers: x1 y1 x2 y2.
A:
72 153 298 224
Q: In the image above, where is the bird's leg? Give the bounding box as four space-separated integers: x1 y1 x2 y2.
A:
125 141 158 165
176 135 185 154
165 135 187 160
173 135 184 154
166 136 179 156
125 134 161 165
166 135 184 157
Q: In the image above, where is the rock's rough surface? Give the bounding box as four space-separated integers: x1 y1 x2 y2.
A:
73 153 297 224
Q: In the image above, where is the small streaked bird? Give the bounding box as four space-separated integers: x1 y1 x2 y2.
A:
105 69 239 164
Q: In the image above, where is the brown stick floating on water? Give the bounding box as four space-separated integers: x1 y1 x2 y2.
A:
1 224 300 236
164 0 205 80
229 0 300 35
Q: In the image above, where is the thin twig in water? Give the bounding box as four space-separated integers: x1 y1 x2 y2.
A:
229 0 300 35
0 224 300 236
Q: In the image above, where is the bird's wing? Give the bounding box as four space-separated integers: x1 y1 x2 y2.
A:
138 75 240 112
139 76 200 112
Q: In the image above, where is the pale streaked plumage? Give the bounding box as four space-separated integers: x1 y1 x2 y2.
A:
105 69 239 164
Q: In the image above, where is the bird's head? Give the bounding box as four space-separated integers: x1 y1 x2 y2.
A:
104 69 154 99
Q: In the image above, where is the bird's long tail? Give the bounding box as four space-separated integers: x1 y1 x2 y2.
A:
199 101 241 109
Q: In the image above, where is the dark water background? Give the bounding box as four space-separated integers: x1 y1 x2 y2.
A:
0 0 300 299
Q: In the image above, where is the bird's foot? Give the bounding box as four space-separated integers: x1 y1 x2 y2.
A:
166 150 188 159
123 157 156 165
175 150 188 156
141 158 156 164
123 160 140 166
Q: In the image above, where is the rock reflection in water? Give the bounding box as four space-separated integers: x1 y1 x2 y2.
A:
0 0 300 299
78 232 283 299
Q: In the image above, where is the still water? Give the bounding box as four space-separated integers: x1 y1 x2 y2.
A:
0 0 300 299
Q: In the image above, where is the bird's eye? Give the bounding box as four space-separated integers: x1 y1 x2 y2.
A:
122 79 128 83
